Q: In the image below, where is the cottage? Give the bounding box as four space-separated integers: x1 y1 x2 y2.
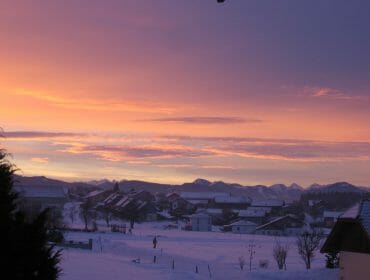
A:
187 213 212 232
254 214 304 236
321 200 370 279
229 220 256 234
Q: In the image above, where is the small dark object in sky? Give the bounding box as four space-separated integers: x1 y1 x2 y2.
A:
217 0 226 3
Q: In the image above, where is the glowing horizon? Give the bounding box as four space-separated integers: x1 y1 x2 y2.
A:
1 1 369 186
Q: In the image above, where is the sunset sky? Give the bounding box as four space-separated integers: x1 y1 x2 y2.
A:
1 1 370 186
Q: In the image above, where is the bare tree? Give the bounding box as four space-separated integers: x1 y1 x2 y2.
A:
247 241 256 272
296 229 323 269
273 238 290 270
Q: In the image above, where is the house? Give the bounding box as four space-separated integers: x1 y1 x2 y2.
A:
321 200 370 279
251 199 284 209
229 220 256 234
254 214 304 236
16 185 66 213
180 192 228 207
187 213 212 232
238 207 271 224
205 208 224 218
170 197 195 212
102 193 124 208
111 192 159 222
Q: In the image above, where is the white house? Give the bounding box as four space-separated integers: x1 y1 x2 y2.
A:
229 220 256 234
187 213 212 232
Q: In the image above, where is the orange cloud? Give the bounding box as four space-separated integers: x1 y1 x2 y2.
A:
11 89 175 114
31 157 49 163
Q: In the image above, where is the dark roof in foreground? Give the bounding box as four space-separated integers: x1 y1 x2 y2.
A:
321 200 370 254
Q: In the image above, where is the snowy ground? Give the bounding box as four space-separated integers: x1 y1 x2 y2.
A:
59 221 338 280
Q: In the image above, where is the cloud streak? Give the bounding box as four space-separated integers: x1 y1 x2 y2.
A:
138 116 262 124
60 143 214 161
307 87 367 101
52 133 370 163
11 89 176 113
31 157 49 163
162 135 370 161
2 131 82 139
4 130 369 163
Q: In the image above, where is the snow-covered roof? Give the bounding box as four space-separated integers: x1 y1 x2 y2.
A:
15 185 65 198
238 208 268 218
103 193 122 204
136 201 147 210
340 203 360 219
186 199 209 205
205 208 223 214
251 200 284 207
187 213 211 219
166 192 179 198
214 195 247 204
336 200 370 235
157 211 173 219
247 206 272 212
84 189 105 199
255 214 301 230
229 220 256 227
359 200 370 235
115 196 131 207
180 192 229 200
323 211 343 218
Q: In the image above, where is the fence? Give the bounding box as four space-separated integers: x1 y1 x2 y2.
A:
57 238 93 250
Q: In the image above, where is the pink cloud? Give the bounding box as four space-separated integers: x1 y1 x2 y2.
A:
31 157 49 163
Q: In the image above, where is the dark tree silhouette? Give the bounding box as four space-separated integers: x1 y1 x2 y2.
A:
113 182 120 192
80 199 95 231
0 148 61 279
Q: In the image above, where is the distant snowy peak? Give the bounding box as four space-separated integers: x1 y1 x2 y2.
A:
87 179 112 186
269 184 288 192
193 178 212 186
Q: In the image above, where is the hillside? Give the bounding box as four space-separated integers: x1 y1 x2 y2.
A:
13 175 369 203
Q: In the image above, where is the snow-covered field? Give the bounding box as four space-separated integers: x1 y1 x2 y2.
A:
59 222 338 280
